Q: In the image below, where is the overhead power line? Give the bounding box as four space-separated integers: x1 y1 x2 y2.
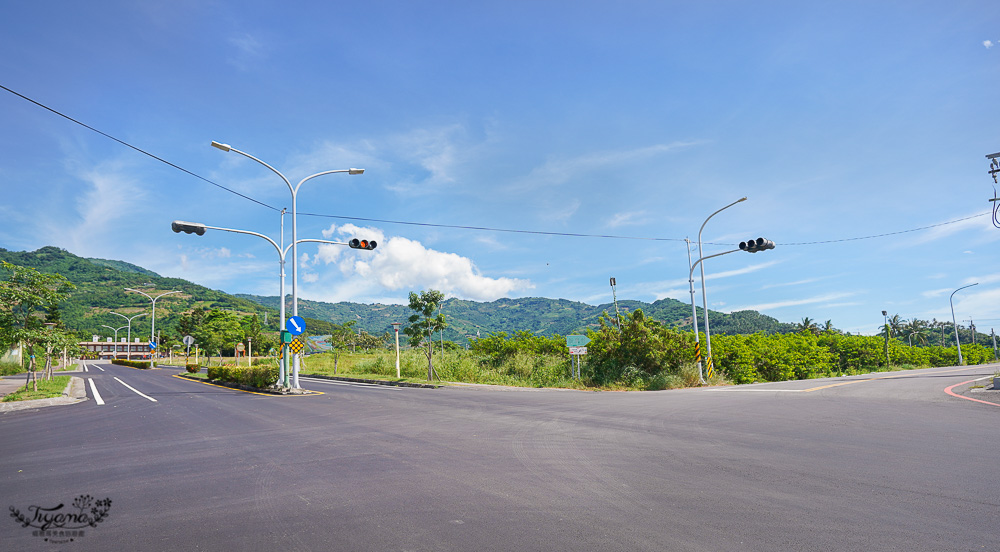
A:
0 83 280 212
1 82 986 248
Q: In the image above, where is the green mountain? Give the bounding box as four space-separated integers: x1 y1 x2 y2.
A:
2 246 795 345
0 246 282 342
235 294 795 343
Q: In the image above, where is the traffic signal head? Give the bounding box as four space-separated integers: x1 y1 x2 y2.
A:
172 221 206 236
348 238 377 250
739 237 775 253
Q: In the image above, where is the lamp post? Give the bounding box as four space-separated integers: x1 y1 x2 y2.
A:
391 322 402 378
950 283 978 365
696 197 747 374
109 312 146 361
172 220 360 387
211 141 363 389
685 238 704 381
125 288 180 359
882 310 889 366
99 324 127 359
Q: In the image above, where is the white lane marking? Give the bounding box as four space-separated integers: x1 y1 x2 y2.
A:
88 379 105 406
299 377 401 390
113 377 158 402
95 365 105 372
82 363 88 372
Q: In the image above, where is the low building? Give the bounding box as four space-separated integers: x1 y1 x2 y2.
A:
78 335 152 360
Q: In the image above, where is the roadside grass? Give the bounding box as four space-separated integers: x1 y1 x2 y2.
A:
1 376 71 402
0 361 24 376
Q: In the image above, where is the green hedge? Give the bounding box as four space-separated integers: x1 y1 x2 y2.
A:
206 364 279 389
111 359 152 369
712 332 995 384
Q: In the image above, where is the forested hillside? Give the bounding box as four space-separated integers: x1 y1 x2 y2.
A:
2 246 796 345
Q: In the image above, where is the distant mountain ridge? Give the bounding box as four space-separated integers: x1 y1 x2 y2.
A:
1 246 795 343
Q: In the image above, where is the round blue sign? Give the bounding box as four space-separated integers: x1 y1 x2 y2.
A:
286 316 306 336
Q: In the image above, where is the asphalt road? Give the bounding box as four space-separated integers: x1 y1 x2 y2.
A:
2 361 999 551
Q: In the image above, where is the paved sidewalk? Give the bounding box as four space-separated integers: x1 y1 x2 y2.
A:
0 373 88 413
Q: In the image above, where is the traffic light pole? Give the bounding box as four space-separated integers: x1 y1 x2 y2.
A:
172 219 349 387
696 197 746 378
210 141 364 389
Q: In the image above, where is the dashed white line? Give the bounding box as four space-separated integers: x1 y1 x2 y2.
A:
95 365 105 372
88 379 105 406
113 377 158 402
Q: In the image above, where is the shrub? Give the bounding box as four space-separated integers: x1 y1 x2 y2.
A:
206 364 279 388
111 359 152 369
587 309 695 386
185 364 200 373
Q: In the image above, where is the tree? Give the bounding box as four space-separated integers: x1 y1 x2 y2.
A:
795 317 819 335
198 310 245 365
903 318 930 346
404 290 447 381
0 261 74 391
328 320 358 374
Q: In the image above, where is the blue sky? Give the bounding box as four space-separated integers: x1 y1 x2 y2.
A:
2 1 999 335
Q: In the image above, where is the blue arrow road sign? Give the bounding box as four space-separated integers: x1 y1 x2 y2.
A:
287 316 306 336
149 341 157 349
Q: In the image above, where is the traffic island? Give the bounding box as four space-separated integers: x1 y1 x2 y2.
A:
174 373 321 396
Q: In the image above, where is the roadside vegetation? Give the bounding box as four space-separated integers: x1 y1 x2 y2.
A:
1 375 71 402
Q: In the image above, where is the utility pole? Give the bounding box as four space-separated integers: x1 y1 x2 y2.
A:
610 277 622 331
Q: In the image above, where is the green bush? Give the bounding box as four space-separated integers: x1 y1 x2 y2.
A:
185 364 200 373
111 359 152 369
0 361 24 377
587 309 695 387
206 364 279 388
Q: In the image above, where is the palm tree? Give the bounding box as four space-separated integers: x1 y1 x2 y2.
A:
795 317 819 335
888 314 904 339
822 320 836 334
903 318 930 346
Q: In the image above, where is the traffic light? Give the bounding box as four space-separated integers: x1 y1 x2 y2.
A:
172 221 206 236
348 238 377 250
739 237 775 253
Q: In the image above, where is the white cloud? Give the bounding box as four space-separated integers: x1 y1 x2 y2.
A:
985 40 994 49
729 292 856 313
311 223 533 301
513 141 704 191
606 210 652 228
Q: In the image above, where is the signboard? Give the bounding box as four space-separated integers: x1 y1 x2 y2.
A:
566 335 590 348
236 343 245 352
149 341 157 349
182 335 195 346
289 338 305 355
569 346 588 355
287 316 306 336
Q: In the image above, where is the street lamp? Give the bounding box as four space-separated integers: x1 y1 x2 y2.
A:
125 288 181 359
100 324 127 359
391 322 402 378
693 197 746 380
211 140 363 389
109 311 146 361
172 220 373 387
950 283 978 365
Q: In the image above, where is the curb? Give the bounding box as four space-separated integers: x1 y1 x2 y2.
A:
300 373 440 389
0 376 88 413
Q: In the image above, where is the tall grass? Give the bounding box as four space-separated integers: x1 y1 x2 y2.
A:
298 349 588 389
